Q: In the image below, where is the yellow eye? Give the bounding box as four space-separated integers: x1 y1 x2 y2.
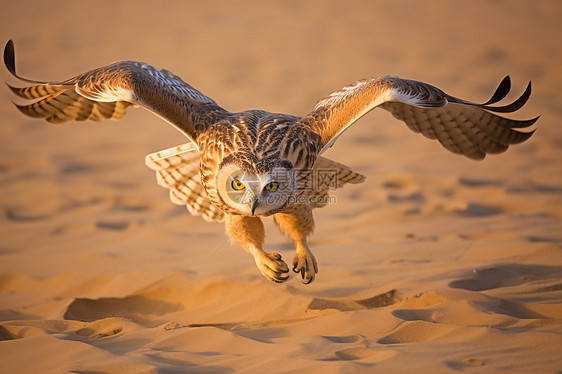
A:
231 179 246 190
265 182 279 192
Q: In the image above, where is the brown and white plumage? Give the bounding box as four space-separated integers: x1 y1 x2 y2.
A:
146 143 365 222
4 41 219 143
303 75 537 159
4 40 537 284
145 143 226 222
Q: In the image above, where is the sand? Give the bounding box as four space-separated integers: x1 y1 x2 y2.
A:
1 0 561 373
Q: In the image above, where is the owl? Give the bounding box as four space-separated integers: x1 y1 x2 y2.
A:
4 40 537 284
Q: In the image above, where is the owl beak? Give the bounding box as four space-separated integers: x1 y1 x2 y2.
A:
251 198 260 216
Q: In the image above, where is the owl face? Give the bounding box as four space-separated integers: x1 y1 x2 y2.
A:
216 159 295 216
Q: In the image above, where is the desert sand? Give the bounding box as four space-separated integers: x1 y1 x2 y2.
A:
0 1 561 373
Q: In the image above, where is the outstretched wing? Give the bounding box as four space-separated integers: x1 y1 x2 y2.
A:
145 143 224 222
301 75 538 160
4 40 226 147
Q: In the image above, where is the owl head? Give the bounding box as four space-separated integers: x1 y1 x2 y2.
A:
216 154 295 216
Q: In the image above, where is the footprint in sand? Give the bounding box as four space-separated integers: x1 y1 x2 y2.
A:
390 292 446 324
378 320 455 344
319 335 397 363
389 264 562 332
73 317 144 340
5 208 51 222
0 325 45 341
322 335 362 344
76 325 123 339
95 220 131 230
58 161 93 174
332 347 397 363
307 290 396 312
449 263 562 291
322 346 374 361
445 358 486 370
64 295 183 323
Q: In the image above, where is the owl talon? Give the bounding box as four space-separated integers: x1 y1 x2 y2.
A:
270 252 282 261
255 252 290 283
292 250 318 284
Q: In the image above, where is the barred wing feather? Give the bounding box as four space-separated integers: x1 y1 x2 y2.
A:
304 75 537 160
145 143 224 222
4 40 224 145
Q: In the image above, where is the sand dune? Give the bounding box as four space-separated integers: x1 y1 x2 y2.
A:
1 0 561 373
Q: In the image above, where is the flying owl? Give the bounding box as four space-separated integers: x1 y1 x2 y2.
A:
3 40 537 284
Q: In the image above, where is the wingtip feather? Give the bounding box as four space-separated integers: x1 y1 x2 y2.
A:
482 80 533 113
483 75 511 105
4 39 16 76
3 40 49 84
511 128 536 144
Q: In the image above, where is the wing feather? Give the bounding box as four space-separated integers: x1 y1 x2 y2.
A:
305 156 366 208
7 82 67 99
4 40 226 145
301 75 537 159
145 143 224 222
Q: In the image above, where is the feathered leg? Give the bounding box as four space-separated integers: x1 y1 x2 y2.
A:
225 214 289 283
274 206 318 284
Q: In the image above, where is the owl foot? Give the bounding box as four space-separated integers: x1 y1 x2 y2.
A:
254 252 289 283
292 249 318 284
